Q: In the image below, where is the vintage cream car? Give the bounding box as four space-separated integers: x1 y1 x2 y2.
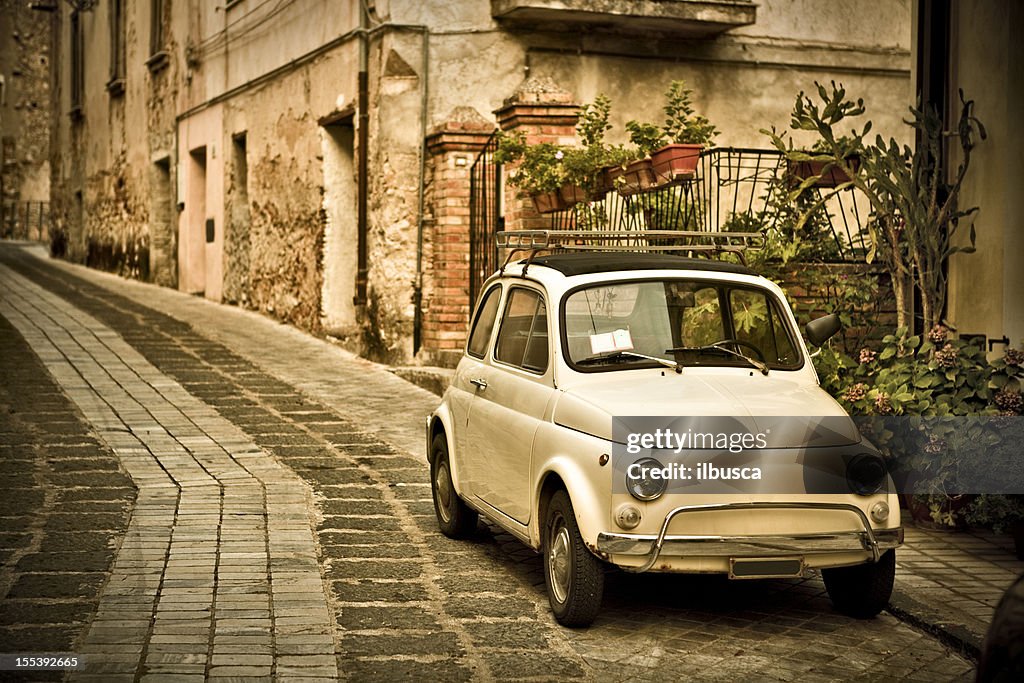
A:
426 231 902 626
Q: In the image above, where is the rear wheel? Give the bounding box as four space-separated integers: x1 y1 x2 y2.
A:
430 434 477 538
543 490 604 627
822 549 895 618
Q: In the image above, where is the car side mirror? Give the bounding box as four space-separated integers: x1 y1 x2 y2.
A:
805 313 842 347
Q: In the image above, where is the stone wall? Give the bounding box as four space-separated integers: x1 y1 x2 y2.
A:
0 0 51 233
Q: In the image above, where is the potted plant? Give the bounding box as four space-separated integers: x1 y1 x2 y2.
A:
648 80 717 183
561 95 623 204
787 137 862 188
621 121 662 194
494 132 569 214
765 81 986 333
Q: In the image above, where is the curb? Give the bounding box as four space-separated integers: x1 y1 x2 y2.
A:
887 588 983 663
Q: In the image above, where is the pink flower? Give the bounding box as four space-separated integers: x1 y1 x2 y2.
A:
873 392 893 415
843 383 868 402
994 389 1023 415
928 325 949 345
934 343 958 369
1004 348 1024 367
859 348 877 365
554 150 564 160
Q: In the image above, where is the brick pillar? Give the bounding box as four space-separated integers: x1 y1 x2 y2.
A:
493 77 579 231
420 108 494 367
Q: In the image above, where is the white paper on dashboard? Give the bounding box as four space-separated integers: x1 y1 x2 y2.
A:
589 328 634 355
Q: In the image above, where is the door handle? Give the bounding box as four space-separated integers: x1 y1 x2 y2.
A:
469 377 488 390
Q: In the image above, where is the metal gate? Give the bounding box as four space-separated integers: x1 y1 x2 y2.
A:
468 132 502 307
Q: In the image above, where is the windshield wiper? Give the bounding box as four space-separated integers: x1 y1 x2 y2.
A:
666 344 769 376
576 350 681 372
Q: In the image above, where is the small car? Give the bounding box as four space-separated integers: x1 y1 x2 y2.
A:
426 230 902 626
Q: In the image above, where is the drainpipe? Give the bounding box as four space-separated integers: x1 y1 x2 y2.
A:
412 30 429 356
354 4 369 307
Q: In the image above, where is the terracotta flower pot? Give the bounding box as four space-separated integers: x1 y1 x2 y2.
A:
531 190 569 214
558 184 587 208
788 156 861 188
650 143 702 184
620 158 657 195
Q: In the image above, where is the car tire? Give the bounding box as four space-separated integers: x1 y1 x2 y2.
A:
543 490 604 627
430 433 478 538
822 549 896 619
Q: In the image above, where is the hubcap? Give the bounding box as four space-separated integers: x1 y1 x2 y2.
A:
548 521 571 604
434 461 452 523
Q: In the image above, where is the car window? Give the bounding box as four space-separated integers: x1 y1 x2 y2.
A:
495 288 548 373
729 288 799 366
467 285 501 358
563 279 801 371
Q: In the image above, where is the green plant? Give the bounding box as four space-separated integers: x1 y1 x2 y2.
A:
625 121 665 157
965 495 1024 534
764 82 987 332
662 80 717 146
625 80 717 156
494 132 567 195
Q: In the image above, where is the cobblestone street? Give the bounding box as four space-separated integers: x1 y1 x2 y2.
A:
0 242 1002 681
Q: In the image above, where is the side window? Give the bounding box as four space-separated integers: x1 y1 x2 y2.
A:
467 285 501 359
495 288 549 374
729 289 798 366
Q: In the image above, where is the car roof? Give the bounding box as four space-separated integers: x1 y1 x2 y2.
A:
524 252 754 277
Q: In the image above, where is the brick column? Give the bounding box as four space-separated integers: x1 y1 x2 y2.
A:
420 108 494 367
493 78 579 231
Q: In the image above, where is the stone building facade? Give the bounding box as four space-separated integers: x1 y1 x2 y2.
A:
0 0 51 239
48 0 915 365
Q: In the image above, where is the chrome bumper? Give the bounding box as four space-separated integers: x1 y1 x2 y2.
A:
597 502 903 573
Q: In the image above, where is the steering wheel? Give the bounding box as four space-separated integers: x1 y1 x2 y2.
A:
709 338 766 361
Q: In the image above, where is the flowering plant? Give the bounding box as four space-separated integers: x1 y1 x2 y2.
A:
494 133 568 195
815 333 1023 528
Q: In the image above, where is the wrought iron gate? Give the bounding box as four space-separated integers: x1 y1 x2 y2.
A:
468 132 502 308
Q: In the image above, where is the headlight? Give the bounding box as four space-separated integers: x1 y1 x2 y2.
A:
846 454 887 496
626 457 668 501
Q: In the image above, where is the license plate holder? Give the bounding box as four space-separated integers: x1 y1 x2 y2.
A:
728 557 805 579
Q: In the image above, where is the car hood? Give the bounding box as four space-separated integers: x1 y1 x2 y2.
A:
553 372 859 447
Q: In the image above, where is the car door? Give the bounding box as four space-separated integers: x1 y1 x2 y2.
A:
463 286 552 525
450 283 502 497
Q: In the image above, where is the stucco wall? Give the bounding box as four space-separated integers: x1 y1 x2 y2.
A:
48 0 914 365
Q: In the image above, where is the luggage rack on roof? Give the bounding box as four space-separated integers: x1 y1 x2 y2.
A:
496 229 764 273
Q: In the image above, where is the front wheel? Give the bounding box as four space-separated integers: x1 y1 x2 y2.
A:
543 490 604 627
822 549 896 619
430 434 477 538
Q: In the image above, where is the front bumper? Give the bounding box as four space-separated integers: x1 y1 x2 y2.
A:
596 501 903 573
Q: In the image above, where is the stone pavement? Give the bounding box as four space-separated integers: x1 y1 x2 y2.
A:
2 241 1021 681
1 261 338 680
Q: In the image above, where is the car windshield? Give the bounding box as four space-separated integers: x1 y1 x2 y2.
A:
563 279 801 371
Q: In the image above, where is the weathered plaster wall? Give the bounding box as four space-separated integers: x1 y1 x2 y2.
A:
50 0 183 283
0 0 51 219
49 0 914 366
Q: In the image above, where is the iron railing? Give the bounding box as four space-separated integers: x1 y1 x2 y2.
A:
468 132 503 306
547 148 871 261
467 142 872 314
1 200 50 243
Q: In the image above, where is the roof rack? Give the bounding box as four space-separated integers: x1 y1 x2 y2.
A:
496 229 764 271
